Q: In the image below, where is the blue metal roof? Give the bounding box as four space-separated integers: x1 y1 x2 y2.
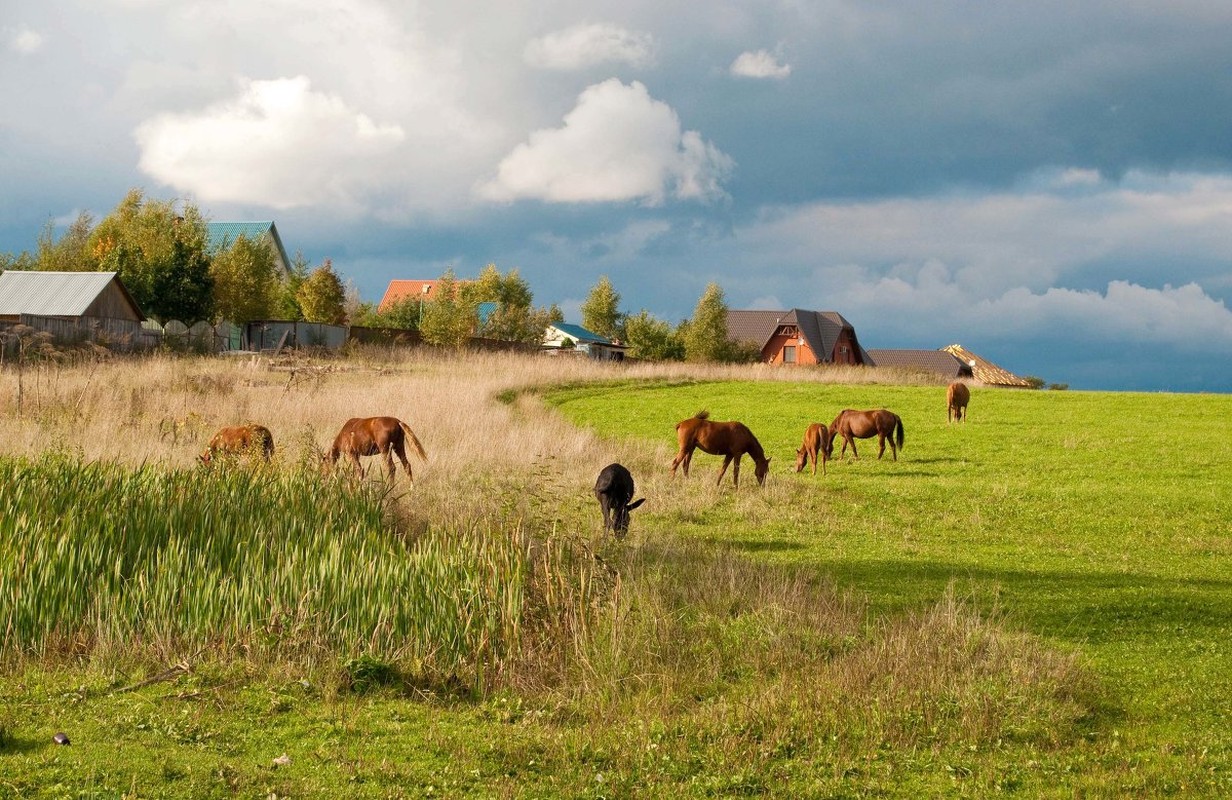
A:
552 323 612 344
206 221 291 273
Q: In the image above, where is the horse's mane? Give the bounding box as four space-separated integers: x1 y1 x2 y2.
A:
694 410 710 420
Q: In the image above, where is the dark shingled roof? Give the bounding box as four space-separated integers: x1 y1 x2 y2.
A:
866 349 973 379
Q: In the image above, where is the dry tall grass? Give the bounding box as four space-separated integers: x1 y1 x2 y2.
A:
0 347 936 524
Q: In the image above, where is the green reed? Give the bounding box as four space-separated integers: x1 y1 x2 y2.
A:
0 453 532 688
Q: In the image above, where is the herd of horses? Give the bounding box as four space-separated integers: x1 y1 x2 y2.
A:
670 406 906 489
606 380 970 536
199 381 971 538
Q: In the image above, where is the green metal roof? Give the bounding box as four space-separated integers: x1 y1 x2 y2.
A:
206 221 291 273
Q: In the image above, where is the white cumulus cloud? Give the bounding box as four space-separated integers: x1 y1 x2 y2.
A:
134 76 404 210
524 23 654 70
7 26 45 54
478 79 733 205
729 49 790 79
971 281 1232 347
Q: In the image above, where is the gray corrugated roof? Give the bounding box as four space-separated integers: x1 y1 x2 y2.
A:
0 271 122 316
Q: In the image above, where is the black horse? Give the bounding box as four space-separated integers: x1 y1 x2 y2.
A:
594 463 645 538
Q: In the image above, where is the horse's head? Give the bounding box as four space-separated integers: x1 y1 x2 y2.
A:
197 450 213 467
613 497 646 538
755 457 771 486
794 448 807 473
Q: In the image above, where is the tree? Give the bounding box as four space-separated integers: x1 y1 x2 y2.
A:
0 249 37 272
89 189 213 322
386 298 425 330
684 282 732 363
462 263 556 343
623 310 685 361
419 269 475 347
580 276 622 340
297 259 347 324
276 252 312 320
36 212 95 273
150 236 215 323
210 234 280 324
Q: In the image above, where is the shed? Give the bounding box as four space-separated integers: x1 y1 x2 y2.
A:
727 309 870 365
0 270 152 351
543 323 626 361
0 270 145 322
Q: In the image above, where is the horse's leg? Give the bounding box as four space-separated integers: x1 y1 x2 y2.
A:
348 452 364 478
381 446 397 481
877 433 886 459
731 454 742 487
716 454 733 485
810 443 818 475
671 446 688 476
393 441 414 484
848 435 858 460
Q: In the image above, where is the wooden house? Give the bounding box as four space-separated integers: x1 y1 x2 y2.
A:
0 270 151 350
727 309 870 365
0 270 144 323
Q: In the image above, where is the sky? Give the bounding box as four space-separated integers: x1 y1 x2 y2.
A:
2 1 1231 393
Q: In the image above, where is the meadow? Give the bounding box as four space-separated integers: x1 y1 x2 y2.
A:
0 349 1229 797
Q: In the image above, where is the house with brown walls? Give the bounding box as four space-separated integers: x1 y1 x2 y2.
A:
727 309 870 365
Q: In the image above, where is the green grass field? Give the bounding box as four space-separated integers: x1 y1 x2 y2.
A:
544 380 1232 795
2 373 1230 797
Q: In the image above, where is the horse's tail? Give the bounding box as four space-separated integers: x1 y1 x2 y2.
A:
399 421 428 461
895 415 905 450
258 427 275 460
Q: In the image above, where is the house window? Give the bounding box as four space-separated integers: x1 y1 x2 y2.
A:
783 345 796 364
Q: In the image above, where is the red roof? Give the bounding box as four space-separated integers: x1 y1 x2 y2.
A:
378 279 470 312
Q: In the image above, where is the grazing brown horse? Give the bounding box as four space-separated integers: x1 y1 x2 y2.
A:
326 416 427 483
947 381 970 423
828 409 905 461
199 424 274 465
671 411 770 487
795 422 832 476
